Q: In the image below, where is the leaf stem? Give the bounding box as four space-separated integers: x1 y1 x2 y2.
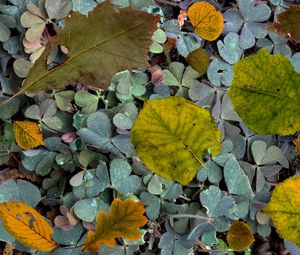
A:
168 213 212 222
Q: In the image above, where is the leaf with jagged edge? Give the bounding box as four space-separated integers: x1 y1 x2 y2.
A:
82 198 147 252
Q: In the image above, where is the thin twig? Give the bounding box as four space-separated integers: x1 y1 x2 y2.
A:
168 213 212 222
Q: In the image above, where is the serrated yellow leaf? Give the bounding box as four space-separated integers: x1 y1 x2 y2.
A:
131 97 221 185
188 2 223 41
227 221 254 251
83 198 147 252
13 121 44 149
0 201 57 252
263 176 300 247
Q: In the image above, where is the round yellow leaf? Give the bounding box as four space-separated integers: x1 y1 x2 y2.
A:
131 97 221 185
263 176 300 247
227 221 255 251
186 48 210 74
188 2 224 41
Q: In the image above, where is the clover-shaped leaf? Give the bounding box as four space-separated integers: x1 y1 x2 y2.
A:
207 58 233 87
110 158 141 195
217 32 243 64
162 62 201 97
200 186 235 217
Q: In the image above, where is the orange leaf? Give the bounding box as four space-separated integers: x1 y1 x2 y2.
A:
293 135 300 155
188 2 223 41
13 121 44 149
83 198 147 252
0 201 57 252
227 221 255 251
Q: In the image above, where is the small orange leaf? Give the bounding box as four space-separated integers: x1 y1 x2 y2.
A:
13 120 44 149
293 135 300 155
188 2 223 41
83 198 147 252
227 221 255 251
0 201 57 252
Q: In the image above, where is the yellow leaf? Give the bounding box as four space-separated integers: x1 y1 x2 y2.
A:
13 121 44 149
263 176 300 247
83 198 147 252
186 48 210 74
227 221 254 251
0 201 57 252
188 2 223 41
131 97 221 185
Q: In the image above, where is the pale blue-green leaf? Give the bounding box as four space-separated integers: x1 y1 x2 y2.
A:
239 0 271 22
284 240 300 255
43 111 73 133
110 158 141 195
118 102 138 122
25 104 40 120
213 153 235 167
201 231 218 246
257 223 271 237
251 140 267 165
161 183 182 200
291 53 300 73
256 168 265 193
40 99 57 118
212 216 231 232
45 0 72 19
260 146 283 165
232 200 250 218
189 83 215 106
111 135 135 158
159 232 193 255
247 22 268 38
3 36 19 54
239 24 256 49
217 32 243 64
221 93 241 121
0 96 21 120
147 174 163 195
224 157 254 198
75 91 99 114
73 197 109 222
207 58 233 87
53 224 83 246
71 0 97 15
0 220 15 243
223 9 243 34
176 33 203 58
140 191 161 220
113 113 133 129
259 165 282 177
0 22 10 42
226 135 246 160
187 223 214 241
163 19 181 35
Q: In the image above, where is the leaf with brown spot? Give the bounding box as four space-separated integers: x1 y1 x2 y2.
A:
0 201 57 252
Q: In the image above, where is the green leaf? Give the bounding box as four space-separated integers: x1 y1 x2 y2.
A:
110 158 141 195
224 157 254 198
54 91 75 112
263 176 300 247
16 1 158 95
228 49 300 135
131 97 221 185
75 91 99 114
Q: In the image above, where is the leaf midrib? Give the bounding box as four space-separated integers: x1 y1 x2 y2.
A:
23 21 148 92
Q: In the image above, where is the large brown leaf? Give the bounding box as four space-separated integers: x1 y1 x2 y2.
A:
18 1 158 94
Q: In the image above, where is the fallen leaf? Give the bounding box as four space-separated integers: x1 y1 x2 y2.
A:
3 243 14 255
227 221 255 251
263 176 300 247
0 201 57 252
131 97 221 185
188 2 223 41
16 1 158 96
273 5 300 42
83 198 147 252
186 48 210 74
0 168 41 184
228 49 300 135
13 121 44 149
293 135 300 155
